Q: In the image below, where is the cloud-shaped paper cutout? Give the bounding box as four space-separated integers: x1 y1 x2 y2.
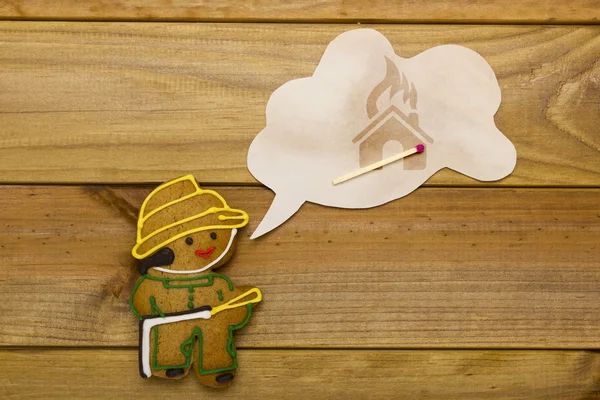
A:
248 28 516 238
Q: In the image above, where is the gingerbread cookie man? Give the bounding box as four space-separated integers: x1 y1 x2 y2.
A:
130 175 262 388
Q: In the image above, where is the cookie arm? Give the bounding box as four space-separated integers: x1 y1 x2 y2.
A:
130 276 150 320
148 296 165 317
211 286 262 321
236 285 261 309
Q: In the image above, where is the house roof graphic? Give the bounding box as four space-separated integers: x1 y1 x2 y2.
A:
352 105 434 146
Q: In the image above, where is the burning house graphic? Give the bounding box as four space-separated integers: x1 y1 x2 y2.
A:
353 57 434 170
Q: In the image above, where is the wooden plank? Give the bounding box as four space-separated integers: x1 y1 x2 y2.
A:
0 23 599 185
1 349 599 399
1 1 600 24
1 186 599 348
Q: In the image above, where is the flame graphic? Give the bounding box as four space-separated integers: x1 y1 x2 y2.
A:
366 56 417 119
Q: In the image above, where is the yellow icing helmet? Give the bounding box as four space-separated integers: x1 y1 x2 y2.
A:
132 175 249 259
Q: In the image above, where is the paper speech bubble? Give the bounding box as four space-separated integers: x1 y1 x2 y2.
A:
247 28 516 239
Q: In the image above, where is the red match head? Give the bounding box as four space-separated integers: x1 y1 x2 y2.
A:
416 144 425 153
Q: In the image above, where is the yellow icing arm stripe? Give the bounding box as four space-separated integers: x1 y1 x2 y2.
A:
211 288 262 316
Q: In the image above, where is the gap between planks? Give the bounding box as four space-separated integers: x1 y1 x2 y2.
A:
1 18 600 25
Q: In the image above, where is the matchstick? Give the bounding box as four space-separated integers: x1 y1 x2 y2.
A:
332 144 425 185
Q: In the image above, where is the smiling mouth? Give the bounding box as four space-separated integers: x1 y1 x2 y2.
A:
195 247 215 259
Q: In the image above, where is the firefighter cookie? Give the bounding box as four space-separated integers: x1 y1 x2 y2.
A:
129 175 262 388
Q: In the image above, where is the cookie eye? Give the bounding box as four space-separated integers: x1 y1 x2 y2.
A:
185 237 193 245
210 232 217 240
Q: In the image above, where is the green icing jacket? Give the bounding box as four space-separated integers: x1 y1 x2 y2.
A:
130 273 252 375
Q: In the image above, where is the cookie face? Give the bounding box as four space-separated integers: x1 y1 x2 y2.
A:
145 229 238 275
176 229 237 269
129 175 262 389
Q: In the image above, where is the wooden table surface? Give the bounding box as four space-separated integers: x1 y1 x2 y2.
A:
1 1 599 399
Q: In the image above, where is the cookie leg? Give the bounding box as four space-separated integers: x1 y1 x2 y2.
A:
193 326 237 389
196 370 237 388
149 322 195 379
